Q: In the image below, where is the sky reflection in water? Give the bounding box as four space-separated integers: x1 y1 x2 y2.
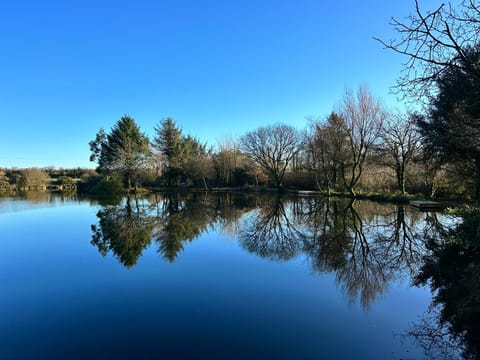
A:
0 193 452 359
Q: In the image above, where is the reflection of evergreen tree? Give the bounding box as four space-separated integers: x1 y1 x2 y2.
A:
88 191 438 318
90 192 259 266
213 193 258 237
409 209 480 359
153 193 215 262
91 196 154 268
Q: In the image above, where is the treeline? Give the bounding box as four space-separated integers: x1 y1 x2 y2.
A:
82 84 472 200
4 2 480 202
0 167 96 193
85 0 480 202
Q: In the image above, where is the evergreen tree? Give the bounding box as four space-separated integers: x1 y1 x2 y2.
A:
417 46 480 200
153 118 183 185
89 115 150 189
180 135 212 189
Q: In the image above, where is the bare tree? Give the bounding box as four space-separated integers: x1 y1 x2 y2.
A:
378 112 423 194
306 112 350 194
18 168 50 189
339 86 386 196
240 123 301 191
374 0 480 101
213 137 247 186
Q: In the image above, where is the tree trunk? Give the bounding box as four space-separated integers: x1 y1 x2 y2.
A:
348 186 356 197
476 156 480 204
396 165 406 194
127 175 132 191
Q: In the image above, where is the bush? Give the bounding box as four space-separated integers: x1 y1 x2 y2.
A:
77 176 125 197
90 178 124 196
0 180 10 193
18 168 50 187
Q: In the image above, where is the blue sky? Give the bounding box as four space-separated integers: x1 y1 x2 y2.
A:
0 0 433 168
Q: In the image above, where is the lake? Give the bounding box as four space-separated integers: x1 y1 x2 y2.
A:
0 192 460 359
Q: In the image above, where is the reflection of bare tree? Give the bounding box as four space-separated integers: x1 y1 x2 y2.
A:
240 196 424 309
374 206 426 277
89 192 440 317
239 196 306 261
299 198 431 309
335 201 393 309
300 198 388 308
404 305 466 360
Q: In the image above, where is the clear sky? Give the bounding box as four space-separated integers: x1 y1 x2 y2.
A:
0 0 435 168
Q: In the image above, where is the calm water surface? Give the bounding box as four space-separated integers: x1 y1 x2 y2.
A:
0 193 456 359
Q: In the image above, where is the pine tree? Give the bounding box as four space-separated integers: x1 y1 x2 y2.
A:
89 115 150 189
153 118 183 185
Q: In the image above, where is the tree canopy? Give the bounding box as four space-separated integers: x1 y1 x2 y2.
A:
339 86 386 195
378 0 480 200
375 0 480 101
89 115 150 189
240 123 301 190
153 118 212 188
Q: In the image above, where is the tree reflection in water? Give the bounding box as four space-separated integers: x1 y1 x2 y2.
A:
90 192 256 266
89 192 479 357
91 195 154 268
405 208 480 359
238 195 306 261
288 198 430 309
91 194 434 308
152 192 216 262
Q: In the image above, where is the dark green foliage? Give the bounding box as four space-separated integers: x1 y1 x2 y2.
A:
153 118 183 186
231 167 254 187
91 197 154 268
153 118 182 160
417 46 480 201
78 174 125 201
76 175 101 194
418 46 480 160
89 115 150 189
414 208 480 358
153 118 212 188
89 178 125 197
